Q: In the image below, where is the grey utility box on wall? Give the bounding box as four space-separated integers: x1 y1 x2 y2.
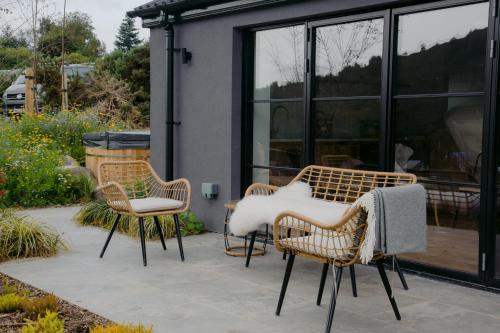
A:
201 183 218 199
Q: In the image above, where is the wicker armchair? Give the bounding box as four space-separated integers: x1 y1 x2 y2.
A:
271 166 416 333
96 160 191 266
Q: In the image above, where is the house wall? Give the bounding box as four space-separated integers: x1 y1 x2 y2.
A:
148 0 428 232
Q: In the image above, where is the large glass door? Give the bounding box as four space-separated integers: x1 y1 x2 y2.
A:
391 2 489 274
310 15 385 170
249 25 305 186
243 0 495 284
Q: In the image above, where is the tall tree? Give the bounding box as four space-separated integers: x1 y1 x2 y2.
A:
114 16 140 51
37 12 105 59
0 25 29 48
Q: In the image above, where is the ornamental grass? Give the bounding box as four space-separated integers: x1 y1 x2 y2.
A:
0 210 67 261
76 200 204 239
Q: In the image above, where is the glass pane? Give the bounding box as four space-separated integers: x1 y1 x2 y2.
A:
395 2 488 95
315 19 384 97
254 26 304 100
252 102 304 169
252 168 299 187
395 97 482 273
314 100 379 169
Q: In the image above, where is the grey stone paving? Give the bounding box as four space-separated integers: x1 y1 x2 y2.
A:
1 206 499 333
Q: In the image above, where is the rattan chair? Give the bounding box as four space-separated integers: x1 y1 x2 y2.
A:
244 167 411 294
96 160 191 266
271 166 416 333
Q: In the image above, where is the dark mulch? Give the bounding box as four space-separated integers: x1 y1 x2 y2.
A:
0 272 112 333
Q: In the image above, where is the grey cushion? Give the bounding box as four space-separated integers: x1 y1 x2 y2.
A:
130 197 184 213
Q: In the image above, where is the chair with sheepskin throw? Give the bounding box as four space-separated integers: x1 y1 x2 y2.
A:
270 166 416 333
96 160 191 266
243 167 413 292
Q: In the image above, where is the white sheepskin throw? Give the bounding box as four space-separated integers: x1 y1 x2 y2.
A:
229 182 351 236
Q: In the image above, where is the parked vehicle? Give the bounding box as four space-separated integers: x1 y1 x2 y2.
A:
2 72 42 114
63 64 94 81
1 64 94 114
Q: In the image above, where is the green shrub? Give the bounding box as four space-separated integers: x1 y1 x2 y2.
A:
22 311 64 333
9 110 122 164
0 292 27 313
1 276 23 295
22 294 59 320
0 47 31 70
0 210 67 261
90 323 153 333
76 201 204 239
179 211 205 236
0 110 120 207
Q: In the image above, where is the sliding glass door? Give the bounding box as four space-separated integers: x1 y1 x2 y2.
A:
249 25 305 186
392 2 489 274
243 0 495 284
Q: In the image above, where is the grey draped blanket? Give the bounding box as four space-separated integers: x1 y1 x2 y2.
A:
373 184 427 255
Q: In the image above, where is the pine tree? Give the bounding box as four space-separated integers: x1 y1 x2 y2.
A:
114 16 141 51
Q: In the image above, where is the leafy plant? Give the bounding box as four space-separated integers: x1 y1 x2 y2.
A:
179 211 204 236
1 277 22 295
90 323 153 333
0 110 120 207
22 310 64 333
0 292 27 313
0 210 67 261
76 201 204 239
22 294 59 320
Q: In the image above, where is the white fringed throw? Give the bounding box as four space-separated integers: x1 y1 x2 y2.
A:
352 192 377 264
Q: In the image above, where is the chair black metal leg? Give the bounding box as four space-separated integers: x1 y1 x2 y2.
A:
283 251 287 261
350 265 358 297
138 217 147 266
100 214 121 258
154 216 167 251
394 257 409 290
245 231 257 267
324 266 343 333
376 261 401 321
173 214 185 261
276 254 295 316
317 263 329 305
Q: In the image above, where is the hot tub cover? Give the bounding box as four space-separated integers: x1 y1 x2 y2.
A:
83 131 150 149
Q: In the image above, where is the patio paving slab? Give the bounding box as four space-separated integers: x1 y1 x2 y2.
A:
0 206 499 333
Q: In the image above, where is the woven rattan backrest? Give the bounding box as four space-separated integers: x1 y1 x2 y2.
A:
293 165 417 203
97 160 155 199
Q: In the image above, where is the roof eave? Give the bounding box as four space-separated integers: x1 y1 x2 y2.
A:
127 0 234 18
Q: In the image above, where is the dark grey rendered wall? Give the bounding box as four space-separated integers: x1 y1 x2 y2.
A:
149 0 418 233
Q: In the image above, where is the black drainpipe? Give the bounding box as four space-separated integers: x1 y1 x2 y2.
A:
164 21 175 181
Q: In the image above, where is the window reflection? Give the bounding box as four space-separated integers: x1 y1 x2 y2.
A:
252 168 299 187
394 97 483 182
396 97 483 273
314 100 379 169
315 19 384 97
254 26 304 99
252 102 304 170
396 2 488 95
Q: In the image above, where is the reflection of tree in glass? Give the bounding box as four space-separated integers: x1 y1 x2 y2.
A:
264 26 304 85
316 20 382 76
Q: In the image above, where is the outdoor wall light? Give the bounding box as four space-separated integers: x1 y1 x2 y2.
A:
201 183 218 199
181 48 192 64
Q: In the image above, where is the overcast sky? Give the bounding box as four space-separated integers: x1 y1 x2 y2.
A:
1 0 150 52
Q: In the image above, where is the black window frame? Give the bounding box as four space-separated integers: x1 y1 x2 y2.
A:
241 0 499 290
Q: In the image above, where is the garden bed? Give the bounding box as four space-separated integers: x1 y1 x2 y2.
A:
0 272 111 332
